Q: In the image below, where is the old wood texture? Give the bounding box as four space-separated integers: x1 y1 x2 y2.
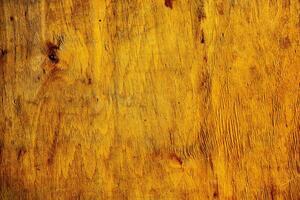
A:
0 0 300 199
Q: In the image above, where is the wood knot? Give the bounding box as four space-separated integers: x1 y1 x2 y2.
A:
46 42 59 64
48 53 59 63
165 0 173 9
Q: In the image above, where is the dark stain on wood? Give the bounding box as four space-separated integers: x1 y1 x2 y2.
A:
47 112 61 165
213 191 219 198
88 78 92 85
213 183 219 199
47 129 58 165
270 183 276 200
198 71 211 91
17 147 27 161
282 0 291 9
216 3 224 15
198 6 206 21
0 141 3 164
200 30 205 44
48 54 59 63
46 42 60 64
169 153 183 165
279 36 291 49
201 37 205 44
0 48 8 58
13 97 22 114
165 0 173 9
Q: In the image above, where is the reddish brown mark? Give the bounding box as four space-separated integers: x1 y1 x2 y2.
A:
169 153 183 165
47 112 61 165
165 0 173 9
279 36 291 49
17 147 27 161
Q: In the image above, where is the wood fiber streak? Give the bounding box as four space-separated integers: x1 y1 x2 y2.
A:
0 0 300 199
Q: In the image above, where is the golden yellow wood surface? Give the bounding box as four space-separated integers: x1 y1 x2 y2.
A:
0 0 300 199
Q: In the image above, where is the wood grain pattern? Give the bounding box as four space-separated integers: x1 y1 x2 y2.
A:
0 0 299 199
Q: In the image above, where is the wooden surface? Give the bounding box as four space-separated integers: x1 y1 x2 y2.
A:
0 0 300 199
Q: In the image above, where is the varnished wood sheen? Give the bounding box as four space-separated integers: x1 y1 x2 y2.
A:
0 0 300 199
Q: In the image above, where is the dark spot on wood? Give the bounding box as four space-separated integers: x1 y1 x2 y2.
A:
0 49 8 57
48 54 59 63
17 147 26 161
282 0 290 9
213 183 219 199
208 155 214 170
200 30 205 44
213 191 219 198
199 71 211 91
204 56 208 62
270 184 276 200
216 3 224 15
169 153 183 165
0 141 3 163
47 113 60 165
198 7 206 21
99 19 102 22
46 42 59 64
165 0 173 9
249 66 261 82
10 16 14 21
47 42 60 52
34 163 41 171
13 97 22 114
201 37 205 44
47 141 57 165
279 36 291 49
88 78 92 85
